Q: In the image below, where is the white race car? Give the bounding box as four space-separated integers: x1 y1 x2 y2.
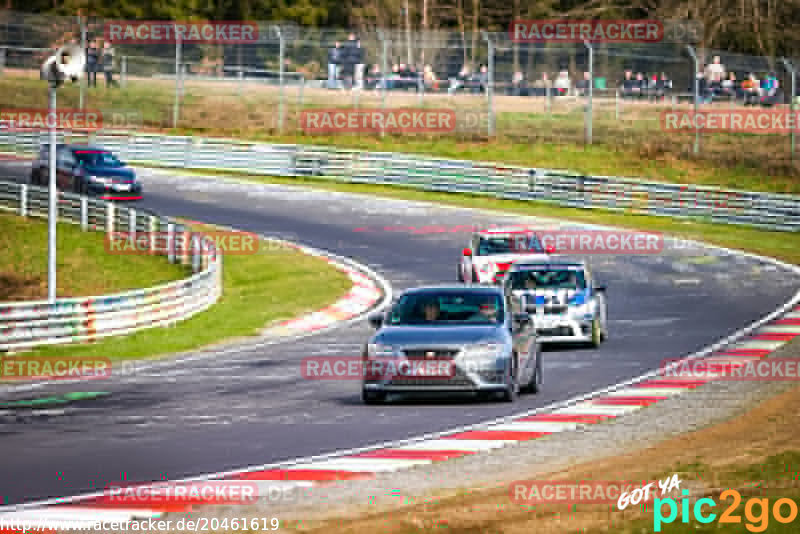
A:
503 259 608 347
459 227 552 285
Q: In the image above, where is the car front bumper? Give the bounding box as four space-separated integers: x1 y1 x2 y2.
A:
88 181 142 200
533 315 594 343
362 356 512 393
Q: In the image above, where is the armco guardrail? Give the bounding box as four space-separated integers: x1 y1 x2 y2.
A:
2 130 800 232
0 180 222 351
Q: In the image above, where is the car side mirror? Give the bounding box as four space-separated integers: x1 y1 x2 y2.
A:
462 247 472 257
595 284 607 292
368 312 384 329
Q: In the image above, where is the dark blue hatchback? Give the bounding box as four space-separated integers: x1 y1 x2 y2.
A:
31 144 142 200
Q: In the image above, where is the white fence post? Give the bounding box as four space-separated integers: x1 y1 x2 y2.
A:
106 202 115 234
80 196 88 230
19 183 27 216
167 222 176 263
128 208 137 241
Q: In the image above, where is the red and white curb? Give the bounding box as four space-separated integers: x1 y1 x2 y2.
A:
264 240 383 336
2 303 799 529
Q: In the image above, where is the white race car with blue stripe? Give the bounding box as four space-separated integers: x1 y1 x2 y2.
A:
503 259 608 346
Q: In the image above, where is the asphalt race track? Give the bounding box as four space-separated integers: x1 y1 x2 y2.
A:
0 164 798 506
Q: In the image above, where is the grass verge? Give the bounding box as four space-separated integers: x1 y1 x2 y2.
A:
1 75 797 193
0 210 187 300
15 221 352 361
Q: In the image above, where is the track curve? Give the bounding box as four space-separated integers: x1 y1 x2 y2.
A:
0 164 797 506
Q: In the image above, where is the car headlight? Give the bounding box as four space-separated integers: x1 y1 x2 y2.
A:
461 343 502 360
569 301 596 320
89 175 111 185
367 343 396 359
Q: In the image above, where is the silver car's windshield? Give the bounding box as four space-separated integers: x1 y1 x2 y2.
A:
387 292 504 326
476 234 543 256
508 268 586 291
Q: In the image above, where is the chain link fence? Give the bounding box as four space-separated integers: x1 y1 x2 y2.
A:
0 10 798 172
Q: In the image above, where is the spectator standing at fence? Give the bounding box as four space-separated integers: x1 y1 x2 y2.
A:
575 71 590 96
354 40 365 90
101 41 117 88
655 72 672 100
704 56 726 85
510 70 526 96
448 65 470 94
85 39 99 87
760 72 780 106
554 70 571 95
327 42 341 89
741 73 759 105
621 70 636 98
533 72 552 97
720 71 737 99
474 65 488 94
422 64 438 91
341 33 359 89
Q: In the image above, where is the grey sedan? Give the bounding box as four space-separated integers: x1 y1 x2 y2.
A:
362 286 542 404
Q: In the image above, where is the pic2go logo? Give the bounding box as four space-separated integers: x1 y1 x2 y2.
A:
654 489 799 532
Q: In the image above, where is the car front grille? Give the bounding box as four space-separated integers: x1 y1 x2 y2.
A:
401 348 460 360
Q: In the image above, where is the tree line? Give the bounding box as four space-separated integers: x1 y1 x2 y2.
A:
5 0 800 59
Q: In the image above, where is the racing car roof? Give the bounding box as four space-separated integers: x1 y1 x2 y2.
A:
507 258 586 271
475 226 542 236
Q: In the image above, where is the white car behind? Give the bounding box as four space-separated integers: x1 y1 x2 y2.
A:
459 227 552 285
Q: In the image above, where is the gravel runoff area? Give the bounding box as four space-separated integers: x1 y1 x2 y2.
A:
144 337 800 529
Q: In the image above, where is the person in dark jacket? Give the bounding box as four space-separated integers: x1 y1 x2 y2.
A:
340 33 359 89
327 42 341 89
101 41 117 87
86 39 99 87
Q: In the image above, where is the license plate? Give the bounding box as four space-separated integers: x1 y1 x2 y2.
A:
115 183 131 191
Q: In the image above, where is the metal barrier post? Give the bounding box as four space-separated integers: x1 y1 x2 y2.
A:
686 45 700 154
173 31 182 128
80 196 88 230
584 40 593 145
482 31 495 137
106 202 115 234
19 183 27 216
274 26 285 134
128 208 137 240
121 55 127 88
192 234 201 272
781 58 796 159
0 47 5 76
378 30 389 137
298 74 305 107
167 221 176 263
149 215 158 254
79 15 86 110
238 67 244 96
47 84 57 303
